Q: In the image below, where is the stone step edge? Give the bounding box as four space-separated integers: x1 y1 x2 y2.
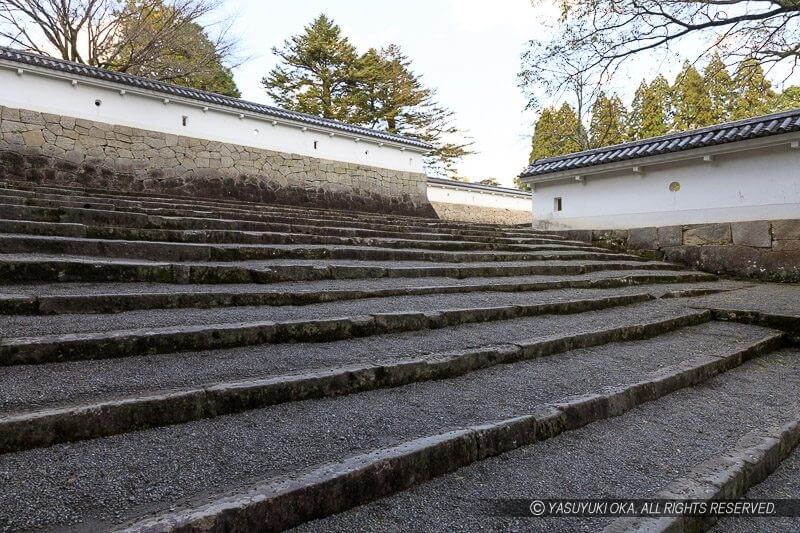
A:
0 310 711 454
0 272 718 316
5 181 551 234
0 256 681 285
0 233 647 264
0 202 566 247
113 332 786 533
0 201 546 242
709 309 800 344
0 218 592 251
603 419 800 533
0 293 653 366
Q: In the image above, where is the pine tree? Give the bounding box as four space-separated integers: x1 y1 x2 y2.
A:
672 61 714 131
703 52 736 123
263 15 360 121
732 59 776 120
589 92 627 148
350 44 472 176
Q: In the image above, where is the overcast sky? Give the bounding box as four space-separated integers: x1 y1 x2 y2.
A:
221 0 798 187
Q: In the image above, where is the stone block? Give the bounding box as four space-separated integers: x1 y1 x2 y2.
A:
698 245 762 277
758 250 800 282
657 225 682 247
628 227 658 250
21 130 45 147
662 246 702 270
772 240 800 252
772 220 800 241
683 224 731 246
731 220 771 248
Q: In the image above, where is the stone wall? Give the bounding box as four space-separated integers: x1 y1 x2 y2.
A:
0 105 435 217
430 201 530 225
564 220 800 282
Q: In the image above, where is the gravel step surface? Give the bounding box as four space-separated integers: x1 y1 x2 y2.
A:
0 233 638 263
689 284 800 317
0 284 721 338
0 320 775 531
0 254 681 286
0 300 705 414
0 219 586 250
298 347 800 533
0 270 720 297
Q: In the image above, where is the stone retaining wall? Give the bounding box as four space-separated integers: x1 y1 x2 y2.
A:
430 201 530 225
0 105 435 217
560 220 800 282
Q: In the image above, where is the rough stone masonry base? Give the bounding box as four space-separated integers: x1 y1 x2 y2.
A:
0 104 435 217
555 219 800 282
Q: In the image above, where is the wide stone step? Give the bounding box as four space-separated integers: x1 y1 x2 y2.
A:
0 254 681 284
0 218 591 251
16 186 544 237
0 203 568 245
0 310 712 453
0 298 705 417
0 271 723 315
293 345 798 533
0 292 658 365
0 191 542 240
0 320 783 531
0 234 642 264
5 181 550 235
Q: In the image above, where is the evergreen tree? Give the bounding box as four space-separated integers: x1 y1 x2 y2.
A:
528 107 558 163
263 15 360 121
732 59 776 120
672 61 714 130
627 77 671 140
703 52 736 123
528 103 583 162
351 44 472 176
518 103 583 190
589 92 627 147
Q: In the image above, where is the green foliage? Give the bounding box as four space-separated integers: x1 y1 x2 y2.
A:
263 15 472 175
589 92 627 148
672 61 713 130
731 59 776 120
263 15 359 121
529 103 583 161
704 52 736 123
627 76 670 140
527 54 800 188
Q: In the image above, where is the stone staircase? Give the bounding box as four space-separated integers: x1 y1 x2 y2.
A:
0 179 797 532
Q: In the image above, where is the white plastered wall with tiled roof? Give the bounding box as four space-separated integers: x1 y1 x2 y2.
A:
529 141 800 230
0 62 426 174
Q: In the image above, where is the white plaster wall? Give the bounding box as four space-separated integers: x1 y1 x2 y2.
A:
531 145 800 229
0 64 426 174
427 183 531 210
